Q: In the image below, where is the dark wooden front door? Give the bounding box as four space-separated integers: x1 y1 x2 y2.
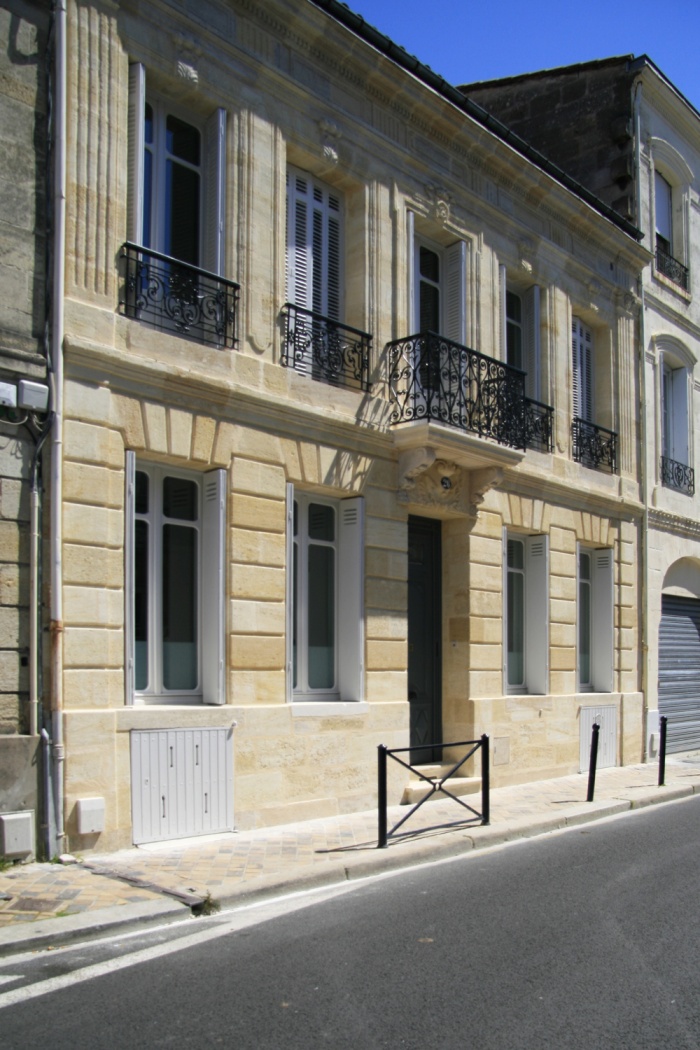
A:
408 516 442 763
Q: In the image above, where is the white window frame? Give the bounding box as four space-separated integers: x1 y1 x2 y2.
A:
285 485 364 704
655 170 674 259
125 453 226 706
128 63 226 275
286 166 343 321
577 545 613 694
572 316 593 423
411 228 466 343
503 530 549 695
499 268 541 399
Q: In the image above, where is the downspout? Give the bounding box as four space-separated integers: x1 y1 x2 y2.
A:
50 0 67 853
29 421 52 737
634 77 651 758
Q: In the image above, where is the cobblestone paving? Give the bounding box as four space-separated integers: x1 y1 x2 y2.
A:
2 761 699 929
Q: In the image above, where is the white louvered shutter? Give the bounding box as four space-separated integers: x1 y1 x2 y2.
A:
286 169 342 319
201 469 227 704
337 497 365 702
572 317 593 422
525 534 548 695
523 285 540 400
444 241 466 344
203 108 227 276
124 451 136 704
591 548 614 693
498 265 507 359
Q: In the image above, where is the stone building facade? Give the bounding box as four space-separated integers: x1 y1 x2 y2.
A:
0 1 51 853
2 0 651 856
464 58 700 755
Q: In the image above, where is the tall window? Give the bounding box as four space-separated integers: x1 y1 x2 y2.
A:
662 359 689 467
572 317 593 423
286 168 342 320
655 171 674 259
504 532 548 695
287 487 364 703
143 103 201 266
413 235 466 343
577 547 613 693
125 457 226 705
499 270 541 400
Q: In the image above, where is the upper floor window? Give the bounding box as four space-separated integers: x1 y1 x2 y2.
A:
500 270 541 400
571 316 593 424
650 139 692 293
571 317 617 473
413 234 466 344
655 171 674 262
286 168 342 321
660 351 694 495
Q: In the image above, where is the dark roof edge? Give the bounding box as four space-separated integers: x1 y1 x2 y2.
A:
307 0 643 242
629 55 700 124
458 55 634 93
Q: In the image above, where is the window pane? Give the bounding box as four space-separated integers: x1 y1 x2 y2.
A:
506 290 522 323
292 541 298 690
507 538 524 570
166 115 200 165
144 103 153 145
165 161 200 266
419 281 440 333
507 570 524 686
142 148 153 249
308 503 335 542
419 246 440 283
163 476 198 521
134 520 149 691
135 471 149 515
162 524 198 690
307 545 335 689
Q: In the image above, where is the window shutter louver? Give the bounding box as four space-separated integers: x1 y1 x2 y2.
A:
572 317 593 422
124 451 136 705
201 469 227 705
670 366 689 464
337 497 364 702
127 64 146 244
444 241 466 344
203 108 226 276
591 549 614 693
525 534 548 695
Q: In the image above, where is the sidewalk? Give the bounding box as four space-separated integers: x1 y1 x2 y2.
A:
2 757 699 956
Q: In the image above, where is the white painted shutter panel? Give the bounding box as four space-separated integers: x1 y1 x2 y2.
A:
124 451 136 705
286 171 311 309
324 191 341 321
571 318 581 419
572 317 593 422
498 265 507 359
444 241 466 345
201 469 226 704
523 285 540 400
285 483 295 702
525 534 548 695
407 211 416 332
127 63 146 244
203 108 226 276
591 548 614 693
338 497 364 702
501 525 508 687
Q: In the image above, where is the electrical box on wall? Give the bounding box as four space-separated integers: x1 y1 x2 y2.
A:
0 811 35 859
18 380 49 412
0 381 17 408
76 797 106 835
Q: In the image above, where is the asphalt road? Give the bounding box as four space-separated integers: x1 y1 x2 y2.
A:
3 796 700 1049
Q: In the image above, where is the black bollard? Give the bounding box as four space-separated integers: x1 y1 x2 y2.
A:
658 715 668 787
377 745 387 848
586 722 600 802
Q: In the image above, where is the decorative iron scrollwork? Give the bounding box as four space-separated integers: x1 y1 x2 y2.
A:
572 417 617 473
656 245 689 291
661 455 695 496
119 243 239 349
281 303 371 392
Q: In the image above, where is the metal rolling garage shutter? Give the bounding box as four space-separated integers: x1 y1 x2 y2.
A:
658 595 700 752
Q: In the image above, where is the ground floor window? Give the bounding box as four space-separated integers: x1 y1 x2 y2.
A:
577 546 613 693
125 454 226 704
504 531 548 694
287 486 364 702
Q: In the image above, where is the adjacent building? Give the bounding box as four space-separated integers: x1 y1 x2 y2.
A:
2 2 655 856
463 57 700 755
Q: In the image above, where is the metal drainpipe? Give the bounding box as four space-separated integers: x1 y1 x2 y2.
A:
49 0 67 854
29 421 52 737
634 77 651 759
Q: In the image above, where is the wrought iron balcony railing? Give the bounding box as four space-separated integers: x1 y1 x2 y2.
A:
661 455 695 496
523 397 554 453
281 304 371 392
655 244 689 292
119 243 239 349
572 417 617 473
387 332 529 450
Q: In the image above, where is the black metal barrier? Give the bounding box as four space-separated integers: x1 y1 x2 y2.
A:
658 715 668 787
377 736 489 849
586 722 600 802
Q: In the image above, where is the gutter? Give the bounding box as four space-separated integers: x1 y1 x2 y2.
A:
49 0 67 855
308 0 643 242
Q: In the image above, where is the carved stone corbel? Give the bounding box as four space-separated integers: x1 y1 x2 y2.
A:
469 467 503 515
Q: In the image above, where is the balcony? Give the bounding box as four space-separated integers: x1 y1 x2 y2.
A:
281 304 371 392
655 244 689 292
387 332 549 453
661 455 695 496
572 417 617 474
119 243 239 349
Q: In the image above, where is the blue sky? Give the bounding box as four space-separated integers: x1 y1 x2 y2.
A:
343 0 700 112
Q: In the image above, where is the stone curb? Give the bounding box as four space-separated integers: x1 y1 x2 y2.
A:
0 898 189 959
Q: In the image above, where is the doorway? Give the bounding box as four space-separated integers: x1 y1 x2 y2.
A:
408 516 442 763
